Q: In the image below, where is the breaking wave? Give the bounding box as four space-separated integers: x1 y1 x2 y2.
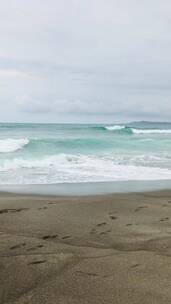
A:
104 125 171 134
131 128 171 134
105 125 126 131
0 138 29 153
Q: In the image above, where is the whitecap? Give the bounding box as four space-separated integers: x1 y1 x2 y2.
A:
0 138 29 153
132 128 171 134
105 125 126 131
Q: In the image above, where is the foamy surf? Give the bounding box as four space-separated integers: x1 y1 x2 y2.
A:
105 125 171 134
0 154 171 184
132 128 171 134
0 138 29 153
0 122 171 185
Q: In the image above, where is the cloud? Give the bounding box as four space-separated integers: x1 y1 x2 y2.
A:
0 0 171 122
0 69 34 79
14 93 171 124
16 96 52 113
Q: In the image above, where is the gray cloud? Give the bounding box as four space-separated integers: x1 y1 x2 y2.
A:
0 0 171 122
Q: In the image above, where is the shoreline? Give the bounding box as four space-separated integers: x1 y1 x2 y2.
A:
1 179 171 196
1 189 171 303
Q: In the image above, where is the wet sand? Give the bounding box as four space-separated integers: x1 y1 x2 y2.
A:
1 190 171 303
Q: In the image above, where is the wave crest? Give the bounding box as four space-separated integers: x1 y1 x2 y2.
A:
132 128 171 134
104 125 133 134
104 125 171 134
0 138 29 153
105 125 126 131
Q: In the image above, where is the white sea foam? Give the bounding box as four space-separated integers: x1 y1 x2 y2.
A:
105 125 171 134
0 138 29 153
105 125 125 131
132 128 171 134
0 154 171 184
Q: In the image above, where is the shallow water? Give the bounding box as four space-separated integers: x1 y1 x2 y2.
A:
0 121 171 184
1 180 171 196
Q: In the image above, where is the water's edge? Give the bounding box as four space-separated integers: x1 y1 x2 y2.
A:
0 180 171 196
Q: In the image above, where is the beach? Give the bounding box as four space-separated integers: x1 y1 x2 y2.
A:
1 0 171 301
1 190 171 303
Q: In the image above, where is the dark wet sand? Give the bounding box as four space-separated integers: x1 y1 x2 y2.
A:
1 190 171 303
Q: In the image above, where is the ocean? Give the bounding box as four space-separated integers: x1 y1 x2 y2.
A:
0 121 171 185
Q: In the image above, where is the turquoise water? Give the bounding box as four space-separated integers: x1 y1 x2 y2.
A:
0 122 171 184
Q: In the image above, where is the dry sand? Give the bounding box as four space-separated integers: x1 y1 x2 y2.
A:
1 190 171 303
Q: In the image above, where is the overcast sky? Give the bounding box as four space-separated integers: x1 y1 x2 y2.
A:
0 0 171 123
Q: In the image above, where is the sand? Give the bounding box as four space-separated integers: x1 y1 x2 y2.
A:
1 190 171 303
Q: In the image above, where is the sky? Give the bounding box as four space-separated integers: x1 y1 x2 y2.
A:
0 0 171 123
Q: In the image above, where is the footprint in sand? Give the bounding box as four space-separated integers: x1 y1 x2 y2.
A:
27 244 44 251
0 208 29 214
90 228 97 235
28 260 46 265
90 221 111 236
160 217 170 222
62 236 72 240
163 203 171 207
76 271 98 277
130 263 140 269
134 206 148 212
42 234 58 240
42 234 71 241
99 230 111 235
109 215 117 220
97 222 107 227
10 243 26 250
